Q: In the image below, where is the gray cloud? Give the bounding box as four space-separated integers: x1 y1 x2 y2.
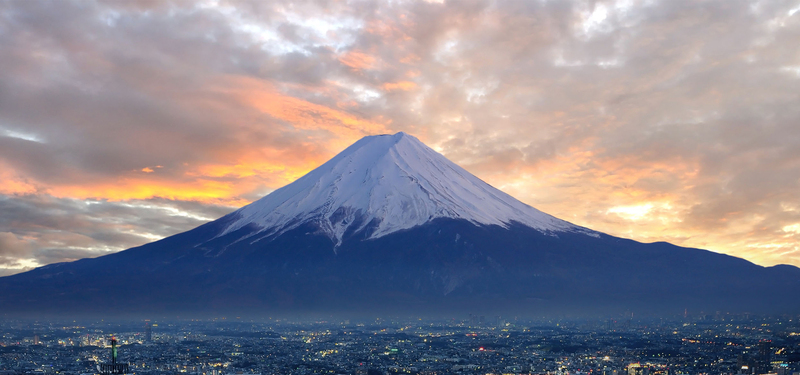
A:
0 194 236 269
0 232 33 265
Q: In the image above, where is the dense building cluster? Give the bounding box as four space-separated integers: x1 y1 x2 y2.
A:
1 315 799 375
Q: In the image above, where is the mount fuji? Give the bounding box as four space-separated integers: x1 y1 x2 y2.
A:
1 132 799 317
216 132 594 249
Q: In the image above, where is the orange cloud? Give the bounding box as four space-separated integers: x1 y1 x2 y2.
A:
0 164 37 195
9 150 330 208
365 18 410 41
49 177 247 206
0 76 393 207
383 81 417 91
338 51 377 70
213 75 390 146
34 142 336 206
0 178 37 195
192 147 331 188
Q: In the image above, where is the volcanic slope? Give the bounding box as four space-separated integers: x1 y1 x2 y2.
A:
1 132 798 317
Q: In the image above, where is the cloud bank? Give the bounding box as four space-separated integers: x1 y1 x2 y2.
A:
1 0 799 274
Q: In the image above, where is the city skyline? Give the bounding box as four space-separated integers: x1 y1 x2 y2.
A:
2 315 798 375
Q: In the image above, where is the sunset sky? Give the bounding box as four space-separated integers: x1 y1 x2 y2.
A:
1 0 799 276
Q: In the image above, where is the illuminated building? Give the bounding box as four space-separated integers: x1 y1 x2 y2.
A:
97 337 129 375
629 363 649 375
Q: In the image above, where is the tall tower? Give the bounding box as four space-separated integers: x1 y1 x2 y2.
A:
97 337 129 375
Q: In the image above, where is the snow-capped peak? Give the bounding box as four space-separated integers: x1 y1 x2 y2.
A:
216 132 594 246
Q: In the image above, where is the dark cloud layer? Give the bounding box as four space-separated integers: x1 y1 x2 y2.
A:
0 194 234 267
1 0 799 273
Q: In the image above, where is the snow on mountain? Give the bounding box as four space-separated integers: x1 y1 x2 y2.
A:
216 132 595 246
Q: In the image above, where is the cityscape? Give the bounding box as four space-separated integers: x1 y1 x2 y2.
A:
2 314 799 375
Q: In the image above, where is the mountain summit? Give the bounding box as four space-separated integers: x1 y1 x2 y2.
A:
218 132 592 248
1 132 799 317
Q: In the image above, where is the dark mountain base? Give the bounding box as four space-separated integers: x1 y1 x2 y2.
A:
1 219 799 319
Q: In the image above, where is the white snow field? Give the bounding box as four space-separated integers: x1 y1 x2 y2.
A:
216 132 596 246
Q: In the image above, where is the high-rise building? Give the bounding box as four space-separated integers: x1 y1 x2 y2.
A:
144 323 152 343
757 341 772 374
629 363 649 375
738 353 754 374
